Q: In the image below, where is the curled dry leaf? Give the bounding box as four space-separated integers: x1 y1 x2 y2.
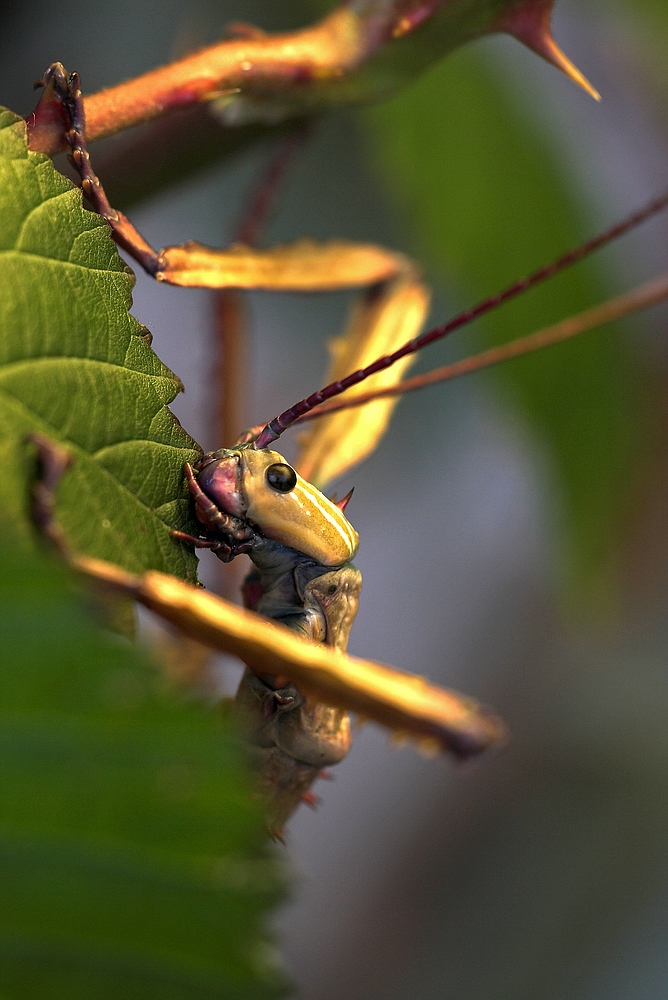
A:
75 553 506 760
296 268 430 489
157 238 403 290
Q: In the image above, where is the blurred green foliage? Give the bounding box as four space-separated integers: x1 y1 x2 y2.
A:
361 46 641 600
619 0 668 98
0 539 287 998
0 108 199 581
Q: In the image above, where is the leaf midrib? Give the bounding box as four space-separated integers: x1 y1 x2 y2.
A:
0 355 175 386
0 246 127 277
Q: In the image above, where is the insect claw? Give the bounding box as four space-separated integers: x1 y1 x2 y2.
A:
171 529 219 549
301 791 320 810
262 686 299 719
318 769 334 781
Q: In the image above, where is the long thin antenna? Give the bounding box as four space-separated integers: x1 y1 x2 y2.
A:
254 188 668 448
293 271 668 421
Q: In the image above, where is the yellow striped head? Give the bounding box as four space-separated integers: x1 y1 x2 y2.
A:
197 447 358 566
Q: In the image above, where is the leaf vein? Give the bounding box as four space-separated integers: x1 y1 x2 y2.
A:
0 246 123 277
11 186 78 248
0 385 188 525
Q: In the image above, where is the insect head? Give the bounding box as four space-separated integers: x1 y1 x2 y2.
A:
192 445 359 566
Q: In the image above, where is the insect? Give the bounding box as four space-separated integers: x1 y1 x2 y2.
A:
177 443 361 830
39 61 668 832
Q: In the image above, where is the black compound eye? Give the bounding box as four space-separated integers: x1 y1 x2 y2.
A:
265 462 297 493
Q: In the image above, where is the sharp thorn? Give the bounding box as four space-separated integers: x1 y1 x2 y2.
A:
539 33 601 101
498 1 601 101
335 487 354 513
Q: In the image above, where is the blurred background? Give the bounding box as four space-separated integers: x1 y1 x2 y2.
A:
2 0 668 996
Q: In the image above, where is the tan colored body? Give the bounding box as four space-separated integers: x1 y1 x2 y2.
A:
234 533 361 833
239 448 359 566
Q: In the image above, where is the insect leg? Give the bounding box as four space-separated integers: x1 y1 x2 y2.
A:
170 530 222 550
27 433 73 556
42 63 161 275
183 462 255 559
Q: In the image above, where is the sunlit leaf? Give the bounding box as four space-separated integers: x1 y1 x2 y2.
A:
0 108 199 579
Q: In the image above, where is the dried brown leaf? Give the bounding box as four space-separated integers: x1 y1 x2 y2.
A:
158 239 403 290
296 269 430 489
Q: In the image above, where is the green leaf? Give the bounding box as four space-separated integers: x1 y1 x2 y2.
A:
0 538 288 999
361 48 641 600
0 108 200 580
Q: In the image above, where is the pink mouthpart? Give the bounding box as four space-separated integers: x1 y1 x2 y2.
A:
197 456 245 517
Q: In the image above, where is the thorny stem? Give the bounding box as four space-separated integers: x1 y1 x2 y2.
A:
26 1 598 157
39 8 365 153
295 271 668 420
255 188 668 446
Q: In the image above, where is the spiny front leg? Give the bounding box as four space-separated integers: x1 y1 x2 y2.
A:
180 461 255 561
42 63 161 275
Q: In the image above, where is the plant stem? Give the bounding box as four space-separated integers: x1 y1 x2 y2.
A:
73 552 506 759
26 0 595 157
